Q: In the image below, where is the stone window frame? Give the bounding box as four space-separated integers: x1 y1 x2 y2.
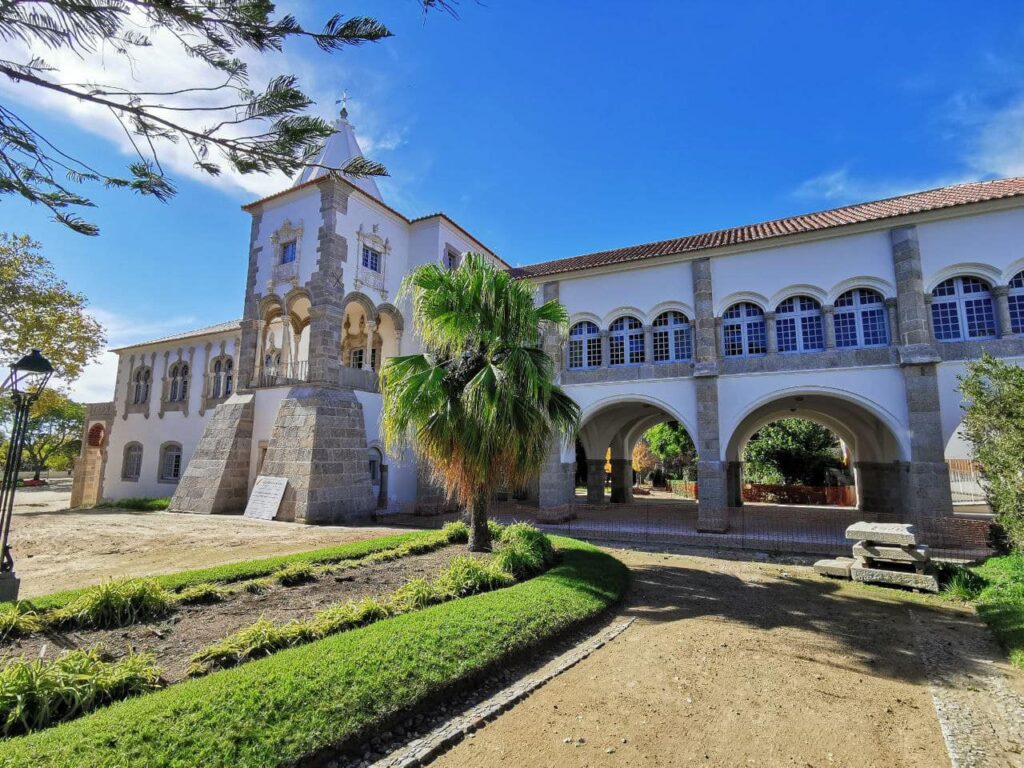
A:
442 244 462 271
269 218 303 287
167 361 190 403
122 442 143 481
722 302 767 357
608 315 645 366
652 311 692 363
354 225 390 299
124 357 154 418
1008 271 1024 334
567 321 601 370
834 288 890 349
930 275 998 342
159 348 195 417
775 295 824 354
209 354 235 400
158 441 183 484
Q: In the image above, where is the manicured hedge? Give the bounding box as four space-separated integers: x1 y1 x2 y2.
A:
0 537 628 768
22 531 439 611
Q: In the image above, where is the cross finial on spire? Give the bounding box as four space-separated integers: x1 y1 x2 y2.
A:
335 90 349 119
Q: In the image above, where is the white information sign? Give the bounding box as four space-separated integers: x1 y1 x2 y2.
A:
244 476 288 520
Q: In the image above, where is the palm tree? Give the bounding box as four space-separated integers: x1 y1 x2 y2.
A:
380 253 581 551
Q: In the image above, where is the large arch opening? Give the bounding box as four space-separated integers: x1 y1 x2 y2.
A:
724 392 907 514
577 398 696 506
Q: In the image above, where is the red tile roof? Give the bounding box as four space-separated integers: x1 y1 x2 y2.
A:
512 177 1024 279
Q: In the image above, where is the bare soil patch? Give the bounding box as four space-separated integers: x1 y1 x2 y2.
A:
2 545 477 684
10 488 407 597
432 547 961 768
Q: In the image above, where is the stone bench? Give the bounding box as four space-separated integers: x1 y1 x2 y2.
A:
814 521 938 593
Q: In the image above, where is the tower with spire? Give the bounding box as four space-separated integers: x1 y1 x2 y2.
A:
291 100 383 202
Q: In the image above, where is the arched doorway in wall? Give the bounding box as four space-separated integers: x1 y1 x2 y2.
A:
723 392 908 515
577 397 697 507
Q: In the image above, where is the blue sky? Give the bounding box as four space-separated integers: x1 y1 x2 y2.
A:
6 1 1024 399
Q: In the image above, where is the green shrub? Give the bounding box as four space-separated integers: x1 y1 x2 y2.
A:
494 540 547 579
437 555 511 597
487 519 505 542
442 520 469 543
500 523 556 565
389 578 439 613
242 578 272 595
175 584 228 606
307 598 389 639
940 565 986 601
0 604 41 640
0 539 628 767
100 497 170 511
188 618 312 677
51 579 173 629
272 563 316 587
0 649 162 736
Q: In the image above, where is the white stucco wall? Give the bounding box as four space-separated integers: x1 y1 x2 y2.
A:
917 207 1024 290
559 261 695 325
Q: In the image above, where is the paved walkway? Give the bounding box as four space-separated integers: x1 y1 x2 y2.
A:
430 548 1024 767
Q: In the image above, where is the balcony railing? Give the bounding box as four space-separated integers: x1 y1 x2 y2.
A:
354 263 385 294
256 360 308 388
272 259 299 283
339 365 379 392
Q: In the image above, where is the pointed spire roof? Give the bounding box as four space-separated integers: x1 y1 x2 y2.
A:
292 105 383 201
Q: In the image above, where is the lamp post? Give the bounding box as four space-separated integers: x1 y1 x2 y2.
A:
0 350 53 601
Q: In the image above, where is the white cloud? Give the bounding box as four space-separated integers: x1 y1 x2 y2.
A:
794 167 968 205
968 98 1024 178
1 7 404 201
63 307 198 403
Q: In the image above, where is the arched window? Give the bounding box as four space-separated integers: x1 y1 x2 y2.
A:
722 302 766 357
159 443 182 483
775 296 824 353
168 363 190 402
609 316 644 366
122 443 143 481
567 321 601 369
652 311 692 362
368 447 383 483
212 360 223 399
224 359 234 395
132 367 151 404
931 276 997 341
210 357 234 399
1009 271 1024 334
834 288 889 348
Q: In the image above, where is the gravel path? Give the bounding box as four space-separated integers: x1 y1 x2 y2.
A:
910 605 1024 766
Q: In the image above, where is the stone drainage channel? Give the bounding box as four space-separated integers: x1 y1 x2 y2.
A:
328 618 635 768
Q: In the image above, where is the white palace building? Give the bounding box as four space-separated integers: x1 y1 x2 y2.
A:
70 107 1024 544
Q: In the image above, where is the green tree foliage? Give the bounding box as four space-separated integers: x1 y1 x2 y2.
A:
0 389 85 480
743 418 843 486
644 422 696 478
0 234 104 381
960 354 1024 548
0 0 455 235
380 254 580 551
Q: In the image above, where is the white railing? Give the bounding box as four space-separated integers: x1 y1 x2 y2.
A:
948 459 987 505
257 360 308 388
339 365 378 392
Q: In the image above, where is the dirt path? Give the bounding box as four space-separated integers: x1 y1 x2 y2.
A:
9 483 408 598
432 548 966 768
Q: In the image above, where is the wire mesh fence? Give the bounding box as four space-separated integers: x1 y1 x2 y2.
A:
375 490 997 562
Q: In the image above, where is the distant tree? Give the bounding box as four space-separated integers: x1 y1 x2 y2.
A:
960 354 1024 548
644 422 696 478
0 389 85 480
631 439 657 485
0 0 456 235
0 234 105 381
743 419 842 486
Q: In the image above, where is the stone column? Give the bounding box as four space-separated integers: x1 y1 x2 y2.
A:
643 325 654 364
377 465 389 510
364 320 376 370
994 285 1015 337
822 305 837 349
610 459 633 503
531 436 576 509
764 311 778 355
890 225 953 525
599 331 610 368
585 459 606 503
394 330 403 356
885 298 899 345
307 180 349 386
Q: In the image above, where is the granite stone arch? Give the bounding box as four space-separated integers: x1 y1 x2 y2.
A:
827 276 896 304
714 290 770 317
924 262 1002 293
375 302 405 332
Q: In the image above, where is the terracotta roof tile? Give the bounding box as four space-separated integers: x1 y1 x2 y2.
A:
512 177 1024 279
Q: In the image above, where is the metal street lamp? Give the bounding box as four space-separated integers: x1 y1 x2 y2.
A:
0 349 53 601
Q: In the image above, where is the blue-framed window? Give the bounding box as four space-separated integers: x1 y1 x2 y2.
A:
775 296 824 353
1009 271 1024 334
834 288 889 348
280 241 297 264
609 316 644 366
652 311 692 362
931 276 997 341
722 302 766 357
362 246 381 272
568 321 601 369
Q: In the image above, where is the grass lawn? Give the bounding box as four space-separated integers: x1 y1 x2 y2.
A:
0 536 628 768
964 552 1024 669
